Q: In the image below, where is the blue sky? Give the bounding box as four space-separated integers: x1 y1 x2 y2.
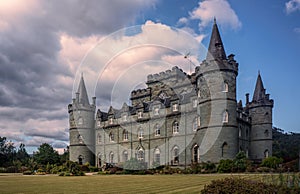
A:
0 0 299 153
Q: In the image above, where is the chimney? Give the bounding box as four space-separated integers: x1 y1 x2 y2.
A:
246 93 249 104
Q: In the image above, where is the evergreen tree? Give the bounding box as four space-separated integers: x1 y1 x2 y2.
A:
33 143 60 165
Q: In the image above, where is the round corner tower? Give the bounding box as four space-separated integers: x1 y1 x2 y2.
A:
68 75 96 165
248 73 273 161
196 19 239 162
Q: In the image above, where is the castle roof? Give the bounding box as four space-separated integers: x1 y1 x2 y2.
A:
206 18 227 61
77 74 90 105
252 72 265 102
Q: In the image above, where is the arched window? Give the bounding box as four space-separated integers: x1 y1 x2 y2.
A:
97 134 102 144
154 148 160 164
78 117 83 125
123 150 128 162
109 132 114 142
78 135 83 144
138 128 144 139
137 148 144 161
123 130 129 141
78 155 83 165
154 124 160 136
223 110 229 123
264 149 269 158
173 121 179 134
239 128 242 138
109 152 114 163
109 117 113 125
172 146 179 165
192 144 200 163
223 82 228 92
221 142 228 157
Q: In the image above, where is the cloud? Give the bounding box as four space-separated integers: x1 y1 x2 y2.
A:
286 0 300 14
189 0 241 30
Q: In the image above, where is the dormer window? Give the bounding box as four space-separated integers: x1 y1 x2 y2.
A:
109 118 113 125
173 104 179 112
97 120 101 127
154 107 160 116
138 111 143 119
123 115 127 122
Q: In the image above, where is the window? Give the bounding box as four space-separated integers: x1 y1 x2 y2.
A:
78 135 83 144
197 90 201 98
223 82 228 92
123 115 127 122
264 149 269 158
123 150 128 162
97 134 102 144
193 144 199 163
173 146 179 165
78 155 83 165
123 130 129 141
154 107 159 116
172 104 179 112
239 128 242 138
223 110 228 123
172 121 179 134
109 117 113 124
264 129 269 137
97 120 101 126
78 117 83 125
193 99 198 108
154 124 160 136
246 129 249 138
154 148 160 164
97 153 102 167
193 118 198 131
138 111 143 119
221 142 228 157
109 152 114 163
138 128 144 139
137 148 144 161
239 113 242 119
109 132 114 142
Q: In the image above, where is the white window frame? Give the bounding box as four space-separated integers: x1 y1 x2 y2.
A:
137 148 144 161
154 148 160 164
193 99 198 108
109 117 113 125
123 115 127 122
173 121 179 134
155 124 160 136
223 82 228 93
172 104 179 112
223 110 229 123
138 128 144 139
138 111 143 119
78 135 83 144
97 120 101 127
123 130 128 141
154 107 160 116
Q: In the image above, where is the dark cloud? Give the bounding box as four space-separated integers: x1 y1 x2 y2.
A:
24 128 68 142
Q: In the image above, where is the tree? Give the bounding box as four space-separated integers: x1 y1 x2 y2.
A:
16 143 30 166
0 136 16 167
33 143 60 165
233 151 247 172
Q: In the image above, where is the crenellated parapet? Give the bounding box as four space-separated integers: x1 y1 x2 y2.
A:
146 66 188 84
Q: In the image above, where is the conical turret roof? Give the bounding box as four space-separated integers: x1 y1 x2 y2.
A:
77 74 90 105
206 18 227 61
252 72 265 102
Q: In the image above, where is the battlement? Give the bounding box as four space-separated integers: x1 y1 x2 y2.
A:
196 54 238 76
146 66 188 83
130 88 151 100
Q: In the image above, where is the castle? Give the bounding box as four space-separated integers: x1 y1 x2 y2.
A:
68 20 274 168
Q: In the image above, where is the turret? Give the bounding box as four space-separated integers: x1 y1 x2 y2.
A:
248 72 273 161
68 74 96 165
196 19 239 162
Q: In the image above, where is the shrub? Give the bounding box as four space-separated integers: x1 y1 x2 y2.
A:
261 156 283 169
201 177 300 194
58 172 65 176
23 170 32 175
0 167 7 173
217 159 233 173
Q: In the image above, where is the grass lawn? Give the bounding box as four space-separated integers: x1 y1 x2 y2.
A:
0 173 237 194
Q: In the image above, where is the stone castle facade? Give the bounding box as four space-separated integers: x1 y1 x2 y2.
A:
68 21 274 167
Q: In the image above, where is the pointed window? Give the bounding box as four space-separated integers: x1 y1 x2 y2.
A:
192 144 200 163
78 135 83 144
223 82 228 92
97 134 102 144
154 148 160 164
78 117 83 125
123 150 128 162
223 110 228 123
123 130 129 141
172 146 179 165
109 117 113 125
137 148 144 162
172 121 179 134
109 132 114 142
193 99 198 108
138 128 144 139
154 124 160 136
78 155 84 165
264 149 269 158
138 111 143 119
123 115 127 122
109 152 114 163
264 129 269 137
221 142 228 157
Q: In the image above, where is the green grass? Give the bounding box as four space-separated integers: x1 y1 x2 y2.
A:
0 174 234 194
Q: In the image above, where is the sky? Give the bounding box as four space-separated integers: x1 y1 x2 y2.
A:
0 0 299 154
